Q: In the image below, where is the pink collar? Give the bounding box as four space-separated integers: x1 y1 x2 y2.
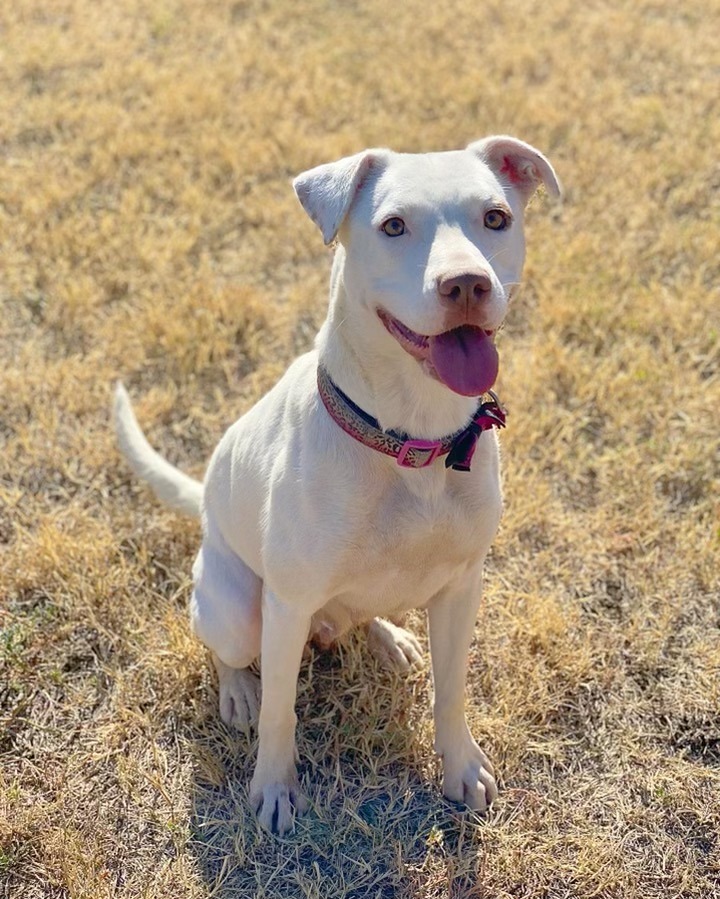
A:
317 366 506 471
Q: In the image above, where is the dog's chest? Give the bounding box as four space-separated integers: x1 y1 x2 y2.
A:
325 471 499 620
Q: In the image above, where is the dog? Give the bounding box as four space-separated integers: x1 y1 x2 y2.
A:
114 135 560 834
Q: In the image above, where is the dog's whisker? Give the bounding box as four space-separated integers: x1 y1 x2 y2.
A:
328 315 349 340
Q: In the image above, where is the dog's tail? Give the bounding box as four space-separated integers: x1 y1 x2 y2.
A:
113 382 203 518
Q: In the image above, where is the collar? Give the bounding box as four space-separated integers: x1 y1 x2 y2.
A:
317 365 506 471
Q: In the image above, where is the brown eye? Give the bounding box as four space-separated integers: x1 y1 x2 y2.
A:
484 209 510 231
381 217 406 237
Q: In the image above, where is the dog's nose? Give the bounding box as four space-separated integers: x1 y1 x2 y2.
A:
437 272 492 308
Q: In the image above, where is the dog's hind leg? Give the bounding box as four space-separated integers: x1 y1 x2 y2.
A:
213 654 262 735
366 618 424 672
190 533 263 733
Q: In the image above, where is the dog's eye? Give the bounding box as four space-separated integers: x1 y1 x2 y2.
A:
381 217 406 237
484 209 510 231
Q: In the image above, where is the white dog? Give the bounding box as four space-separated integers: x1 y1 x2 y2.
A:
115 135 560 834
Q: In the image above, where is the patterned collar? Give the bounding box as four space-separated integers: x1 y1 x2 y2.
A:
316 365 506 471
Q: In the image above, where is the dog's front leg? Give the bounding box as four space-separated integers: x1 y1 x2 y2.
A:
249 589 311 834
427 570 498 812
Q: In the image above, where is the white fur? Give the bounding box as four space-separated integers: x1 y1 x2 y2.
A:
114 382 202 516
114 136 559 834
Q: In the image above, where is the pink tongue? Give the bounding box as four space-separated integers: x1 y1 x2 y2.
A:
429 326 499 396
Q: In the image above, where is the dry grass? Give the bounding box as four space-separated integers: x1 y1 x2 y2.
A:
1 0 719 896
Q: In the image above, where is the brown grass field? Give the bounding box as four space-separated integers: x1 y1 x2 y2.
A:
1 0 719 896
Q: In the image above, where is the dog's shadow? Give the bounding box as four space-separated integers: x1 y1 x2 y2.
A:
186 635 486 897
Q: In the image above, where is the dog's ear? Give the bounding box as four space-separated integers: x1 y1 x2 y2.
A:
468 135 561 205
293 150 388 245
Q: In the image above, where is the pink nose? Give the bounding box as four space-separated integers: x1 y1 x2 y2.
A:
437 272 492 308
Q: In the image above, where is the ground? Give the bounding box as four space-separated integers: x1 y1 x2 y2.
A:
1 0 719 897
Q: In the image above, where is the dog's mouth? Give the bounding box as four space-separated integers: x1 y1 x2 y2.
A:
378 309 499 397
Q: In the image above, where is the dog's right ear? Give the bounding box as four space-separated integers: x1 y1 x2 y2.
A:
293 150 388 245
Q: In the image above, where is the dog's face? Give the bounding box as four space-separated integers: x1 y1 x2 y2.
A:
294 137 560 397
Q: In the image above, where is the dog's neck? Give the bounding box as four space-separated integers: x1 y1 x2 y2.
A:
316 253 480 440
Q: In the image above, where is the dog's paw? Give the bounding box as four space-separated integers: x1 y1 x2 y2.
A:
366 618 424 672
249 775 309 835
438 731 497 812
218 667 261 735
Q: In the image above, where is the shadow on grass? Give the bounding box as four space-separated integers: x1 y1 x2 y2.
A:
185 641 488 899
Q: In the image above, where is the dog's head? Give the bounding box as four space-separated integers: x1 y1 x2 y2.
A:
294 137 560 398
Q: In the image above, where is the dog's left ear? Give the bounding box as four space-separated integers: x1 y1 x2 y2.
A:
468 135 561 205
293 149 389 245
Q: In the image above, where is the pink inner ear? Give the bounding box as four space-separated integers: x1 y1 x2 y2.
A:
500 155 534 187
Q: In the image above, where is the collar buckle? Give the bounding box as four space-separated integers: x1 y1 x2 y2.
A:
396 438 443 469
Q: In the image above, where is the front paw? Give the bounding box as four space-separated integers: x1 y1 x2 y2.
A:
437 731 497 812
249 772 309 835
